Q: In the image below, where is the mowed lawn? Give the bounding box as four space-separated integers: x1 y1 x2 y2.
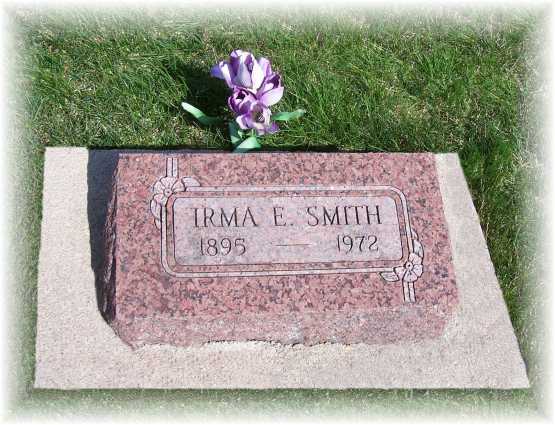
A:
10 6 545 419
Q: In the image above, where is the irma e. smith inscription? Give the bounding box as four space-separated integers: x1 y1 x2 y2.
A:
153 158 421 302
98 153 458 348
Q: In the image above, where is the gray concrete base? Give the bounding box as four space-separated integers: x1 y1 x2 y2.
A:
34 148 529 389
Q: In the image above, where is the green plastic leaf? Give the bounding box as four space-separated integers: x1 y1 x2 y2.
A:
272 109 306 121
228 121 243 146
233 135 261 153
181 102 222 125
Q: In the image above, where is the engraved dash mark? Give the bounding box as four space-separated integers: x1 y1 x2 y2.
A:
275 243 313 247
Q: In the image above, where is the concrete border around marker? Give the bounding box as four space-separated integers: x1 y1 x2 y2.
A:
34 148 529 389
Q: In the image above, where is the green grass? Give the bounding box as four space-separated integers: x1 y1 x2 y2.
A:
8 5 546 420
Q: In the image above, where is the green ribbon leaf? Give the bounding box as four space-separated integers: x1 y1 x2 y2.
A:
228 121 242 146
272 109 306 121
181 102 222 125
233 135 261 153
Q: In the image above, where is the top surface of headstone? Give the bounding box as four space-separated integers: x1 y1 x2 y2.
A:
101 152 458 347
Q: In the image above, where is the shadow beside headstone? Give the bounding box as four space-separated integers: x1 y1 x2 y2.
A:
87 150 119 322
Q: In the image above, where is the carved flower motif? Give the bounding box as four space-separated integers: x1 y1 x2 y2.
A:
153 176 185 205
150 176 186 228
394 252 423 283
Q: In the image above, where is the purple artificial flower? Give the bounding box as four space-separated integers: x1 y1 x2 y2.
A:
212 50 285 135
228 88 279 135
227 88 257 115
256 72 283 106
211 49 266 91
211 50 284 105
235 100 279 136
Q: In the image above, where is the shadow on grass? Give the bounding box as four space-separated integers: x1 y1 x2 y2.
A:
164 59 230 123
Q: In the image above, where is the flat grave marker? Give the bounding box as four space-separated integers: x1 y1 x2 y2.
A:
99 152 458 348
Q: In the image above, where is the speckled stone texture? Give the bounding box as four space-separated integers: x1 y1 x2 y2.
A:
98 153 458 348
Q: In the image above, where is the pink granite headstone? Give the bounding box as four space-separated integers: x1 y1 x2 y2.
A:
97 152 458 348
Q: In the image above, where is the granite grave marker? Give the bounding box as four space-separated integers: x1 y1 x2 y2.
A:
98 153 458 348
